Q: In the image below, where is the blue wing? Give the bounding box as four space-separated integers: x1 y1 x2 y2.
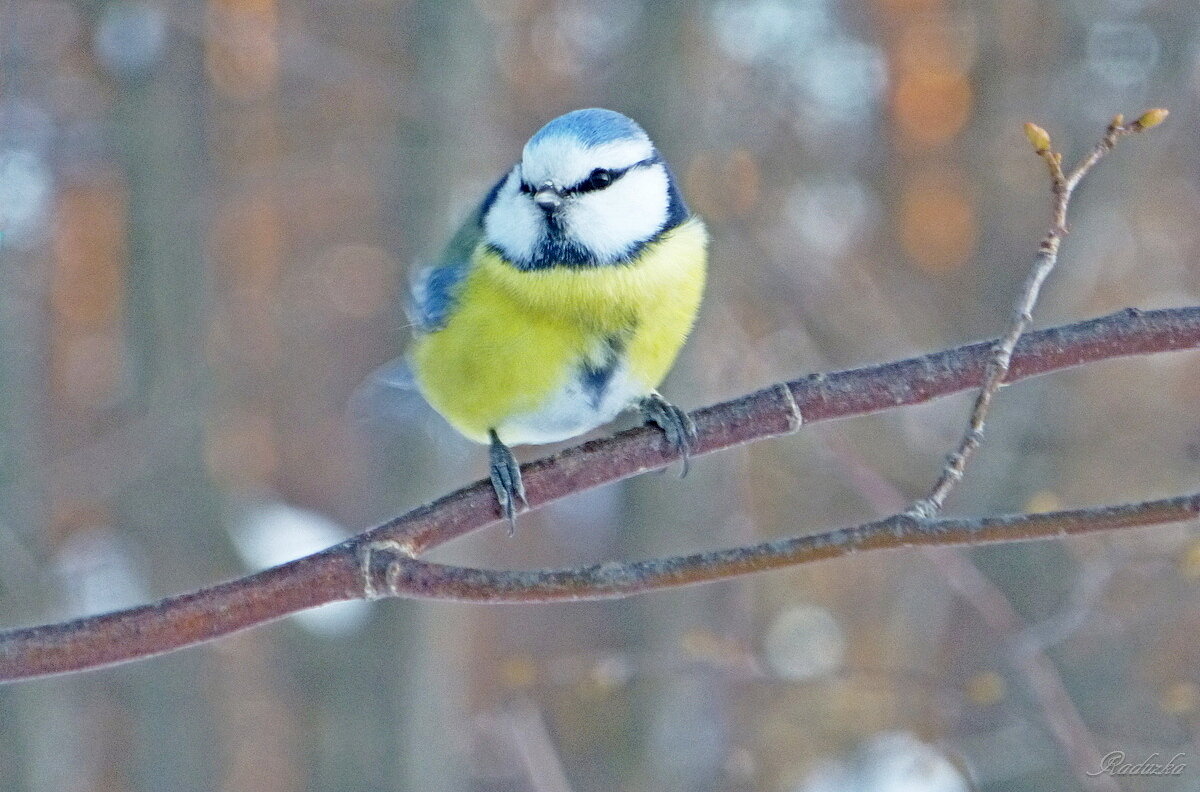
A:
408 173 508 333
352 175 508 423
409 260 471 332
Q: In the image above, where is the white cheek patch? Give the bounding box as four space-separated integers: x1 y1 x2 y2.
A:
521 137 654 188
483 171 542 262
563 165 670 262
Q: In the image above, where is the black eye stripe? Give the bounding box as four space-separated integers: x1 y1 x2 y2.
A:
518 156 660 198
568 156 659 195
575 168 615 194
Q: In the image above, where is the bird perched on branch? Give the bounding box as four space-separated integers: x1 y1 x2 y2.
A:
388 108 707 529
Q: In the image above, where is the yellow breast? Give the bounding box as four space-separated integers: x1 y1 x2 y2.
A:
409 218 708 444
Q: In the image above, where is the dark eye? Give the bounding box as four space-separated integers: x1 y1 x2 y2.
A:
518 181 535 194
579 168 615 193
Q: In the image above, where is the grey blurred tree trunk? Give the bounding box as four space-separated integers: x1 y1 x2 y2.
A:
615 2 738 789
114 31 226 792
369 0 499 789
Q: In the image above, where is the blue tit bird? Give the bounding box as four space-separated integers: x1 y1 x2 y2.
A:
400 108 707 528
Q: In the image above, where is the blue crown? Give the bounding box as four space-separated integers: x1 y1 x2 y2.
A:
528 108 649 149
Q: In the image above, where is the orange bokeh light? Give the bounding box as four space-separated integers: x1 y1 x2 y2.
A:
893 68 973 147
50 180 128 406
52 183 126 329
895 19 977 75
204 409 280 487
899 172 977 272
206 0 279 100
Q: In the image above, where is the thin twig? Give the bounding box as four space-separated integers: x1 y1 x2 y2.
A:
822 435 1116 792
2 306 1198 682
932 551 1120 792
504 701 578 792
912 110 1168 517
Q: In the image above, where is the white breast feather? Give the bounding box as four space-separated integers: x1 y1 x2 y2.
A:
496 363 643 445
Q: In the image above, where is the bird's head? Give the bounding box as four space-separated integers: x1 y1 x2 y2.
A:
483 108 686 269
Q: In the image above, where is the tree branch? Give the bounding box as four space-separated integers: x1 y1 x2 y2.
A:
2 305 1199 682
357 492 1200 602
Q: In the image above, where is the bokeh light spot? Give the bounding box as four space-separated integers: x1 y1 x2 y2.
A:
787 176 878 257
94 1 168 77
710 0 830 64
893 69 973 146
1087 22 1160 88
896 18 978 74
205 410 280 487
900 172 977 273
0 148 52 247
501 654 538 689
1160 681 1200 715
966 670 1005 706
205 0 280 99
763 603 845 680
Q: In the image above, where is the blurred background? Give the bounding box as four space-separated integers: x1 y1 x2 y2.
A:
1 0 1199 789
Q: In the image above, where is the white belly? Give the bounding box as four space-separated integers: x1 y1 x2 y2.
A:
495 363 647 445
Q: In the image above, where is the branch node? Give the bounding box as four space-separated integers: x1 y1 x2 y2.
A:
889 512 928 540
775 382 804 432
906 499 939 521
358 540 413 600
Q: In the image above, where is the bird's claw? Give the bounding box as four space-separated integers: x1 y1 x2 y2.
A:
489 429 526 535
639 393 697 477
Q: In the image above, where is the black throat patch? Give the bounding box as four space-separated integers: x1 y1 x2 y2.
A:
579 336 625 408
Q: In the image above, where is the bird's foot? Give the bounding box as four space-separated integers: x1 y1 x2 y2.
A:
639 392 697 477
489 429 526 535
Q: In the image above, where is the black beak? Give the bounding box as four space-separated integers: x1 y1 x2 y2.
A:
533 183 564 215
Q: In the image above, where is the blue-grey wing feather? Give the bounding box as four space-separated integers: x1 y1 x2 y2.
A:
408 173 508 333
409 260 471 332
